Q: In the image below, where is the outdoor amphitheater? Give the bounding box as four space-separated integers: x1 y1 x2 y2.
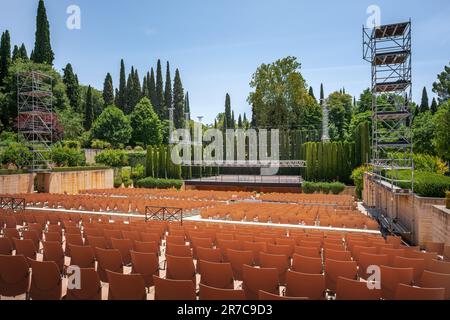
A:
1 187 449 301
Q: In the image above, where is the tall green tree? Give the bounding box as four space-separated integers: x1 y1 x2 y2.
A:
142 73 149 98
12 45 19 61
237 114 243 128
18 44 28 60
130 97 163 146
155 59 165 119
430 98 438 114
102 73 114 106
320 83 324 105
116 59 127 111
432 101 450 161
419 87 429 113
164 61 172 114
148 68 157 108
224 93 232 129
32 0 54 65
84 85 94 130
125 67 141 113
432 62 450 104
91 105 132 147
185 91 190 120
0 30 11 86
412 111 435 155
62 63 81 112
146 146 154 177
231 111 235 129
173 69 185 129
309 86 316 102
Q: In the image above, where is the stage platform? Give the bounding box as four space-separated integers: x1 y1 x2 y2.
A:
184 175 303 193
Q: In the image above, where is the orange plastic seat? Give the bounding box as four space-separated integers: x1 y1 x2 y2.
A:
292 254 323 274
285 270 326 300
199 283 245 300
242 264 279 300
198 260 234 289
65 268 102 300
379 265 413 300
107 270 146 300
29 259 62 300
335 276 381 300
0 254 30 297
325 259 358 292
153 276 196 300
394 284 445 300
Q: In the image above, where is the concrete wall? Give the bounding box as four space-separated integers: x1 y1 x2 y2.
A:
432 206 450 244
40 169 114 194
363 173 447 246
0 173 35 194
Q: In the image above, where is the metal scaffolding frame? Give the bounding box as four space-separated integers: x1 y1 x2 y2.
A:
17 71 53 172
363 21 414 192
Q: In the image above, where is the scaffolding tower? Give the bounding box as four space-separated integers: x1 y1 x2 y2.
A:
363 21 413 192
17 71 53 172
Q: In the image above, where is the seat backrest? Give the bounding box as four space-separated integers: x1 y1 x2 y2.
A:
294 246 321 258
425 242 444 255
379 265 414 300
0 254 30 297
335 276 381 300
292 254 323 274
133 240 159 254
393 256 425 282
258 290 308 300
29 259 62 300
227 249 254 281
42 241 65 273
426 259 450 275
196 247 222 263
65 268 101 300
130 250 159 288
325 258 358 292
14 238 37 261
107 270 146 300
166 254 196 285
153 276 196 300
242 264 279 300
166 243 192 257
111 238 133 265
198 260 234 289
95 248 123 282
69 244 95 268
285 270 325 300
394 283 445 300
420 270 450 300
358 253 389 279
0 237 13 255
199 283 245 300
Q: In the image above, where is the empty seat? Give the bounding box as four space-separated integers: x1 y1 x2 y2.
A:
352 246 377 261
69 245 96 268
420 270 450 300
111 238 133 265
87 235 108 251
133 240 159 254
242 264 279 300
425 242 444 255
335 276 381 300
153 276 196 300
242 241 267 265
65 268 102 300
358 253 389 279
29 259 62 300
324 249 352 261
379 265 414 300
107 270 146 300
285 270 326 300
130 251 159 288
0 254 30 298
386 236 402 248
199 283 245 300
166 254 196 285
227 249 254 281
393 256 425 283
394 283 445 300
426 259 450 275
45 232 62 243
14 238 38 261
380 247 405 266
267 243 293 259
260 252 290 284
292 254 323 274
199 260 234 289
294 246 321 258
166 235 185 245
22 230 40 250
166 243 192 257
95 248 123 283
42 241 65 273
0 237 13 255
217 239 241 262
65 234 84 256
196 247 222 263
325 259 358 292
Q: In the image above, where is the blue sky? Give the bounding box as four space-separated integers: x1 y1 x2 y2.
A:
1 0 449 123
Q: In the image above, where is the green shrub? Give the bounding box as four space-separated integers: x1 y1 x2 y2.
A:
51 145 86 167
391 153 448 175
1 142 33 169
91 139 111 150
62 140 81 149
131 164 145 182
114 176 123 188
134 146 144 152
391 170 450 198
319 183 331 194
136 177 183 189
127 152 146 167
0 169 28 175
51 166 110 172
95 149 128 167
351 165 370 199
330 182 346 195
302 181 316 194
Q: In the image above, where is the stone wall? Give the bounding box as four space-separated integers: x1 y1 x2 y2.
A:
432 206 450 244
362 173 447 246
40 169 114 194
83 149 102 164
0 173 35 194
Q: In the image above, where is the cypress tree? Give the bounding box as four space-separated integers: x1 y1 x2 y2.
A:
155 59 165 119
224 93 232 129
419 87 429 113
12 45 19 61
32 0 54 65
149 146 154 177
102 73 114 106
336 142 343 181
84 85 94 130
62 63 81 112
185 92 190 120
238 114 243 128
0 30 11 86
231 111 235 129
173 69 185 129
116 59 127 111
130 68 142 110
153 146 159 178
331 142 338 181
317 142 324 180
309 86 316 102
149 68 157 108
18 43 28 60
142 74 148 98
159 145 166 178
430 98 438 114
164 61 172 114
125 67 134 114
320 83 324 105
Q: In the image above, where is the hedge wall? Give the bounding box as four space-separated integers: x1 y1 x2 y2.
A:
135 177 183 189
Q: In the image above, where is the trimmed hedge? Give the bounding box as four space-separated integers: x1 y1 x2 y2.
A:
136 177 183 189
95 150 128 167
391 170 450 198
302 181 346 195
0 169 28 175
52 166 110 172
